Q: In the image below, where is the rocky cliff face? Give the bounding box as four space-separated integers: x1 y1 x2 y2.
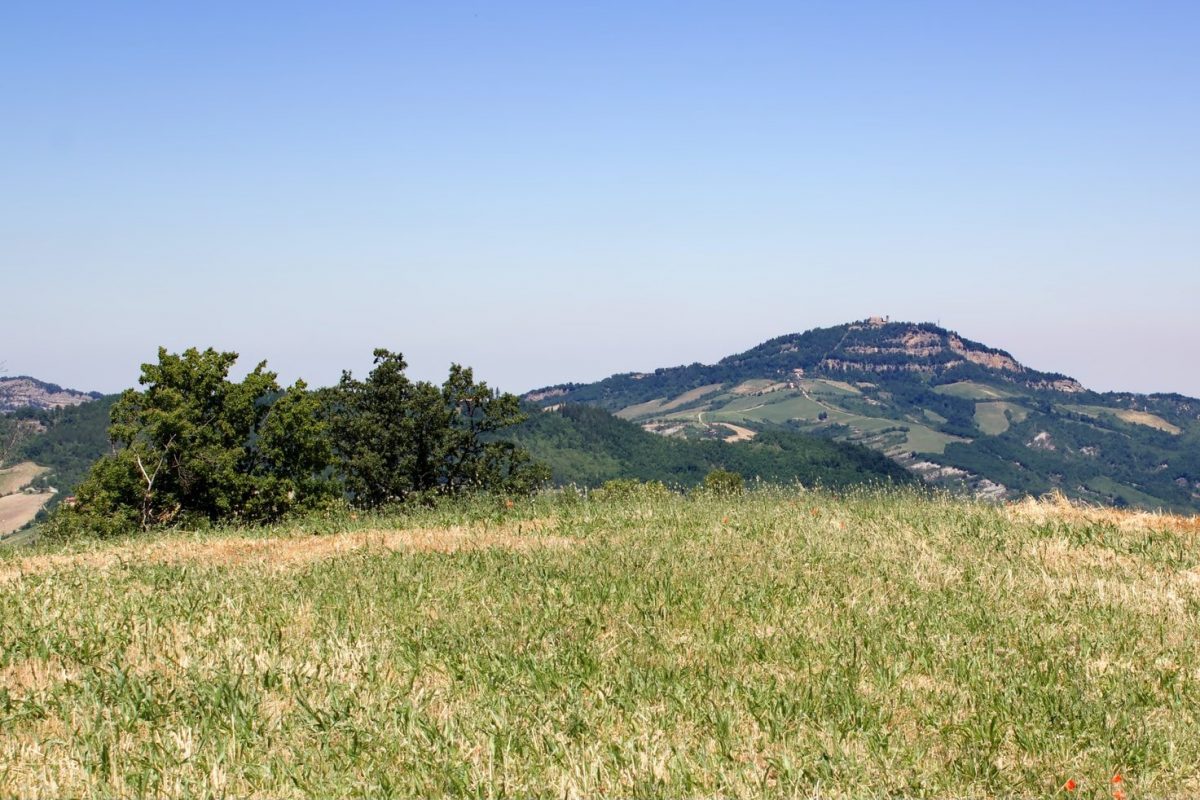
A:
0 377 100 412
793 321 1048 384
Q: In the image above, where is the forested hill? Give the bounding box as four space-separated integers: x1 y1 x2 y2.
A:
1 395 117 498
507 403 915 489
524 320 1200 512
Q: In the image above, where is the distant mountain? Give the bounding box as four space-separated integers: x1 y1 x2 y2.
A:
0 376 102 412
525 319 1200 512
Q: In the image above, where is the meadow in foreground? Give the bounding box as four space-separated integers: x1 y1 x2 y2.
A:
2 488 1199 798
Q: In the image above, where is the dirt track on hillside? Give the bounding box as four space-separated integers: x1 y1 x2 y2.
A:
716 422 756 442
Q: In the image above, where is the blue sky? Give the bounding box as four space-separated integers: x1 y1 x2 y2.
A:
3 1 1198 395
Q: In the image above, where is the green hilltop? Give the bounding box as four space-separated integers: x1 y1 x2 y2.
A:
525 319 1200 512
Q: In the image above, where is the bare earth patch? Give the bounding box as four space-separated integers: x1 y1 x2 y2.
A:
0 520 569 581
0 492 54 536
715 422 756 443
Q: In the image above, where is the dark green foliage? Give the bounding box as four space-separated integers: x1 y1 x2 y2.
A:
0 413 22 466
591 478 673 502
701 468 744 497
507 404 915 489
871 377 978 436
57 348 334 536
324 350 548 507
13 396 116 501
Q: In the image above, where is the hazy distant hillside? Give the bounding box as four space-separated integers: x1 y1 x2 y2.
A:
0 376 101 412
526 319 1200 512
0 393 116 533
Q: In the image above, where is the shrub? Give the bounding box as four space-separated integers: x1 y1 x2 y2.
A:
591 478 674 503
701 468 745 497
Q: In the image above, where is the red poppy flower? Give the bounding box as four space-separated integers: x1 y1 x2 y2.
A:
1111 774 1122 784
1112 790 1125 800
1064 779 1077 791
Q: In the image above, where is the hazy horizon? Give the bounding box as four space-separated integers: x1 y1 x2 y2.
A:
2 314 1196 400
3 2 1198 396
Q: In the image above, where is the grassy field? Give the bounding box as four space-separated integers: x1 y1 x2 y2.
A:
3 489 1200 798
1062 405 1183 436
0 462 48 497
973 401 1030 436
932 382 1016 401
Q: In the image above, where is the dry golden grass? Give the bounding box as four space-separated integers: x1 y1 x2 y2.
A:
1111 409 1183 435
0 519 566 582
1006 490 1200 534
657 383 726 412
4 490 1200 797
729 380 788 396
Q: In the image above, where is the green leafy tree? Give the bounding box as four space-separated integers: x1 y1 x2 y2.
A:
325 349 548 506
0 415 19 467
66 347 332 533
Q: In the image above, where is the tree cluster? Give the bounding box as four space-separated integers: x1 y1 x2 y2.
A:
55 347 547 537
324 349 547 506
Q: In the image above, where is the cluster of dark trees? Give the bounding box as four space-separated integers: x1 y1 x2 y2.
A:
508 403 915 489
1 398 115 497
54 347 548 536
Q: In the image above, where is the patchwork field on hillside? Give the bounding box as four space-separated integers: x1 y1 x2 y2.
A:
619 380 972 456
1063 404 1183 435
973 400 1029 435
0 461 52 536
3 490 1200 797
0 462 47 497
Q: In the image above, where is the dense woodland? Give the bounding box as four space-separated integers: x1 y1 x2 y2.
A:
1 397 115 500
35 347 548 538
508 403 914 489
